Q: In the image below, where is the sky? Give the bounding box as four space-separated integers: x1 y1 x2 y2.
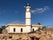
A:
0 0 53 27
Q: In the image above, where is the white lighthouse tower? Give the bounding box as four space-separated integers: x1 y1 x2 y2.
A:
25 3 31 32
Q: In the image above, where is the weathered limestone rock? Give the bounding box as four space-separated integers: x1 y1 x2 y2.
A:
40 36 48 40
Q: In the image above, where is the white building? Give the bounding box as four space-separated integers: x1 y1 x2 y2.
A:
6 3 43 33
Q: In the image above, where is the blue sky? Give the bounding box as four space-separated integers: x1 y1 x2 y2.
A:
0 0 53 27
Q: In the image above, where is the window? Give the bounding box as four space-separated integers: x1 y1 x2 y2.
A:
21 28 23 32
13 28 15 32
33 29 34 32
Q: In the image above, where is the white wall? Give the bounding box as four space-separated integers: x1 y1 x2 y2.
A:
26 12 31 25
32 27 38 31
6 26 39 33
6 26 32 33
26 12 31 18
26 19 31 25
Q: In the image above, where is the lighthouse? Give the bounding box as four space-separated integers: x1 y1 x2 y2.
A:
25 3 31 32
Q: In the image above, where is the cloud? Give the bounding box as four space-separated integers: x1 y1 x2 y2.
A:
31 6 49 14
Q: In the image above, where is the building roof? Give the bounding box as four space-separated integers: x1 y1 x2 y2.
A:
6 23 43 27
